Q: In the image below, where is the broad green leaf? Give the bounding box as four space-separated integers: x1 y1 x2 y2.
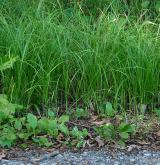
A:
18 132 32 140
59 123 69 135
27 113 37 130
76 140 85 148
76 108 88 119
118 140 126 148
48 110 55 118
118 123 135 133
120 132 129 139
58 115 69 123
104 102 114 117
0 94 23 123
38 118 49 131
0 111 8 123
141 1 150 8
48 119 57 130
100 102 115 117
14 120 22 131
155 109 160 119
49 128 58 138
81 128 88 137
32 137 52 147
0 127 17 148
155 2 160 10
94 123 115 140
71 126 80 138
0 94 8 102
20 143 28 149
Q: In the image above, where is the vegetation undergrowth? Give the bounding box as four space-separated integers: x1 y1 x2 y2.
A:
0 93 137 148
0 1 160 149
0 93 159 149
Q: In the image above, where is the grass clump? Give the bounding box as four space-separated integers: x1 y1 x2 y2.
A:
0 1 159 113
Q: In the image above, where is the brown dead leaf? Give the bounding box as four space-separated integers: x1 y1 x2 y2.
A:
137 141 151 145
156 130 160 137
92 119 110 126
127 145 140 152
86 139 96 148
57 133 64 141
90 115 98 121
88 133 93 139
95 136 104 147
0 149 6 160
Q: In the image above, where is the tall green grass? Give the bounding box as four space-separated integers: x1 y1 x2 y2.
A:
0 1 160 113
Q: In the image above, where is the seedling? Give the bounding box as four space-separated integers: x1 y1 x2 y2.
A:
99 102 115 117
75 108 89 119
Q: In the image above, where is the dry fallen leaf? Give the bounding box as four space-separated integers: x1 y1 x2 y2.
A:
156 130 160 137
0 149 6 160
92 119 111 126
137 141 150 145
95 136 104 147
90 115 98 121
127 145 140 152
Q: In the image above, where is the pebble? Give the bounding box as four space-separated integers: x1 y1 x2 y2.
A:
99 163 106 165
114 161 120 165
130 158 136 162
143 153 151 157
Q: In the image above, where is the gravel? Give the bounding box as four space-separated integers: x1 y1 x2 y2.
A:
0 150 160 165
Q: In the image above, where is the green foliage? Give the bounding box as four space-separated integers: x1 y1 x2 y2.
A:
141 1 150 9
27 113 38 130
75 108 89 119
47 110 55 118
0 96 71 148
0 94 23 123
59 0 160 19
155 109 160 120
0 56 17 71
95 122 136 147
58 115 69 124
59 123 69 136
0 126 17 148
155 2 160 11
14 120 22 131
32 137 53 147
38 118 58 137
94 123 115 140
117 123 135 145
70 126 88 148
71 126 88 139
99 102 115 117
0 111 76 148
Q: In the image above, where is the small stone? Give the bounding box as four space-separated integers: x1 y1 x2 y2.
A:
82 152 88 156
143 153 151 157
130 158 136 162
56 154 63 159
120 157 124 160
99 163 106 165
152 154 156 157
114 161 120 165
